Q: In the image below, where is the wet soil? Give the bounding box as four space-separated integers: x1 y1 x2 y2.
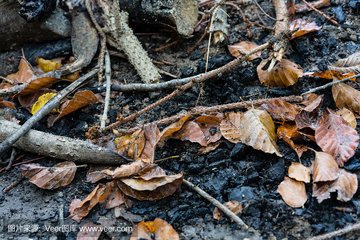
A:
1 1 360 239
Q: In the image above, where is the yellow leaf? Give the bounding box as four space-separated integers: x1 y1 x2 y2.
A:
31 92 57 115
36 58 62 73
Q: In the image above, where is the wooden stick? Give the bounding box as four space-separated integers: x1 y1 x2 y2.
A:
306 222 360 240
183 179 249 229
300 0 339 26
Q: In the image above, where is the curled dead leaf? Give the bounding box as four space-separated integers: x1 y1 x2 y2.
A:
194 114 223 144
295 94 323 130
175 121 207 146
288 162 311 183
213 200 243 221
160 115 190 142
277 123 308 158
257 58 303 87
228 41 261 61
332 82 360 114
329 51 360 73
117 173 183 201
315 110 359 166
21 161 77 190
219 112 242 143
138 123 161 163
277 176 307 208
289 19 321 39
312 151 340 183
130 218 179 240
239 109 282 156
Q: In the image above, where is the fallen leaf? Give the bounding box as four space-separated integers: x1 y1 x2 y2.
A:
21 161 77 190
6 58 35 84
290 19 321 39
213 200 243 220
31 92 58 115
139 123 161 163
18 89 54 108
259 99 301 121
277 123 308 158
257 58 304 87
277 176 307 208
332 82 360 114
312 151 340 182
174 121 207 146
114 130 146 159
77 222 102 240
18 75 58 96
130 218 179 240
194 114 223 144
336 108 357 128
104 181 126 209
220 112 242 143
228 41 261 61
313 169 358 203
136 166 167 180
0 99 16 109
117 173 183 201
48 90 98 126
295 94 323 130
288 162 311 183
315 109 359 166
70 183 112 222
311 70 355 81
198 142 221 154
329 51 360 73
86 161 151 183
36 57 62 73
239 108 282 156
160 115 190 142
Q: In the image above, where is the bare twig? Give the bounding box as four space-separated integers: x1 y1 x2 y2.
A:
306 222 360 240
183 179 248 229
3 176 24 193
103 42 271 132
300 0 339 26
0 69 98 156
253 0 277 21
295 0 331 13
5 148 16 170
100 50 111 129
301 73 360 95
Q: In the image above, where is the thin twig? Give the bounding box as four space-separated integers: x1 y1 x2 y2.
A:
103 42 270 132
300 0 339 26
100 50 111 129
306 222 360 240
253 0 277 21
3 176 24 193
183 179 248 229
295 0 331 13
0 156 46 174
301 73 360 95
5 148 16 170
0 69 98 156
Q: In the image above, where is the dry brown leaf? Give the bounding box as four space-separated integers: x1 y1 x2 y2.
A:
0 98 16 109
160 115 190 141
198 142 221 154
114 129 146 159
259 99 301 122
70 182 113 222
288 162 311 183
336 108 357 128
17 89 54 108
220 112 242 143
6 58 36 84
277 123 308 158
20 161 77 190
136 166 167 180
329 51 360 73
289 19 321 39
139 123 161 163
239 109 282 156
312 151 340 182
213 200 243 221
311 70 356 81
227 41 261 61
313 169 358 203
86 161 151 183
315 110 359 166
332 82 360 114
130 218 179 240
77 222 102 240
174 121 207 146
104 181 126 209
48 90 98 126
117 173 183 201
277 176 307 208
194 114 223 145
257 58 304 87
295 94 323 130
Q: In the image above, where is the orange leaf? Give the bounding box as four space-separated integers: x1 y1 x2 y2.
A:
290 19 321 39
130 218 179 240
194 114 223 145
288 162 311 183
277 176 307 208
160 115 190 141
277 123 308 158
0 99 16 109
227 41 261 61
257 58 303 87
20 161 77 190
6 58 36 84
315 110 359 166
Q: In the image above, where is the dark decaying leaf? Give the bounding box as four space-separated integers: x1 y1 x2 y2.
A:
312 151 340 183
315 109 359 166
21 161 77 189
277 176 308 208
48 90 99 126
313 169 358 203
117 173 183 201
257 58 304 87
295 94 323 130
277 123 308 158
259 98 301 122
220 112 242 143
130 218 179 240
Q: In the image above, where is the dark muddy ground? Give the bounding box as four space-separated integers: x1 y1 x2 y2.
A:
1 0 360 239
